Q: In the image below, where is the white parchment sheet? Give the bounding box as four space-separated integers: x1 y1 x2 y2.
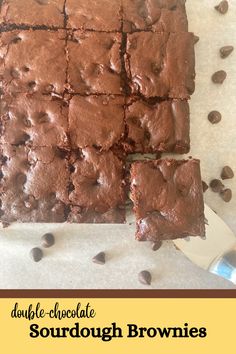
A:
0 0 235 289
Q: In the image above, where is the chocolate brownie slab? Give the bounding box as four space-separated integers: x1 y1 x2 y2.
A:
122 0 188 32
66 0 122 31
67 31 122 94
69 95 125 150
130 159 205 241
126 32 195 98
0 145 69 223
68 147 126 223
0 0 65 28
0 30 67 95
124 99 190 154
0 94 68 148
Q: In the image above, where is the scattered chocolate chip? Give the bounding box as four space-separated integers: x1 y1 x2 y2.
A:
220 45 234 58
202 181 209 193
215 1 229 14
221 166 234 180
208 111 222 124
193 35 200 44
220 188 232 202
210 179 224 193
212 70 227 84
30 247 43 262
92 252 105 265
41 233 55 248
151 240 162 251
138 270 152 285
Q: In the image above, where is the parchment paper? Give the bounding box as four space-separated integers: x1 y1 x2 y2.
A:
0 0 235 289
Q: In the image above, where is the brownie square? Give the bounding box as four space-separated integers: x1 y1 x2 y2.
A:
0 145 69 223
66 0 122 31
0 0 65 27
124 99 190 154
69 95 125 150
126 32 195 98
122 0 188 32
0 30 67 95
0 94 68 148
130 159 205 241
67 31 122 95
68 147 126 223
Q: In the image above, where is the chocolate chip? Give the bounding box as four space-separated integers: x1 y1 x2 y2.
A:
92 252 105 265
210 179 224 193
41 233 55 248
221 166 234 180
193 35 200 44
151 240 162 251
220 188 232 202
215 1 229 14
208 111 222 124
30 247 43 262
202 181 209 193
220 45 234 58
138 270 152 285
212 70 227 84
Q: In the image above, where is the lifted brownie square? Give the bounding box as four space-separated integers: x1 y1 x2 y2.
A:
0 0 65 28
69 95 125 150
126 32 195 99
66 0 122 31
67 31 122 94
0 145 69 223
124 99 190 154
122 0 188 32
68 147 126 223
0 30 67 95
130 159 205 241
0 94 68 148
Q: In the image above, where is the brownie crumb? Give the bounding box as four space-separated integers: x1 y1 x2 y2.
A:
92 252 106 265
151 241 162 251
220 189 232 202
210 179 225 193
41 233 55 248
215 1 229 14
212 70 227 84
220 45 234 58
221 166 234 180
208 111 222 124
194 35 200 44
202 181 209 193
30 247 43 262
138 270 152 285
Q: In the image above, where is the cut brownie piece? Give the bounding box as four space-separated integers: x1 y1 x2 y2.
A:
0 30 67 95
130 159 205 241
126 32 195 98
122 0 188 32
124 99 190 154
69 95 125 150
0 0 65 28
66 0 122 31
68 147 126 223
0 94 68 148
0 145 69 223
67 31 122 94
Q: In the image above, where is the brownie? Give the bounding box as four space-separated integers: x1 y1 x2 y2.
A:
0 30 67 95
130 159 205 241
126 32 195 98
122 0 188 32
69 95 124 150
68 147 126 223
0 0 65 28
0 94 68 148
66 0 122 31
124 99 190 153
0 145 69 223
67 31 122 94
